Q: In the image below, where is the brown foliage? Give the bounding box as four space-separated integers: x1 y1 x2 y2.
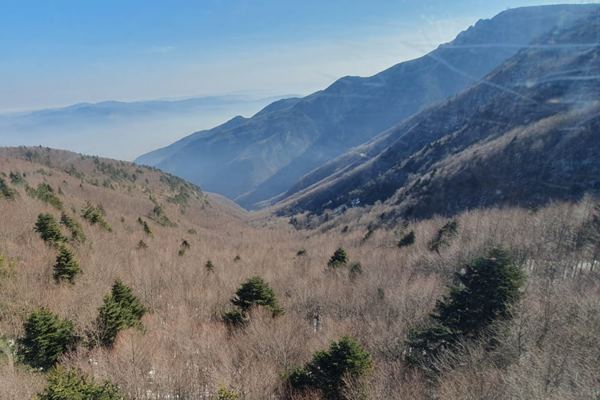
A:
0 149 599 399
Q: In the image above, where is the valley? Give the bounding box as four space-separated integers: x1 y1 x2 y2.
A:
0 147 598 399
1 3 600 399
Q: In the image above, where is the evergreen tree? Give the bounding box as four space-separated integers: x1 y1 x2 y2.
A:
26 183 63 210
216 385 239 400
230 276 283 316
327 248 348 268
9 171 25 185
398 230 416 248
137 217 153 237
60 212 86 244
205 260 215 272
35 213 66 245
17 309 78 370
288 336 372 400
95 280 146 347
81 202 112 232
349 262 363 282
222 309 248 328
53 245 81 284
0 177 17 200
406 248 525 368
178 240 190 256
37 367 125 400
429 220 458 253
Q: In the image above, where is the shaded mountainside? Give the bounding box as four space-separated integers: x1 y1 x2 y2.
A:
136 4 598 209
278 10 600 220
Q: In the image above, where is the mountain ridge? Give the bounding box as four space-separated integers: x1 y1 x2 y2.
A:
136 4 599 209
276 9 600 220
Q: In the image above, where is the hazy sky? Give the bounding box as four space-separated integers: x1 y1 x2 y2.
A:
1 0 597 111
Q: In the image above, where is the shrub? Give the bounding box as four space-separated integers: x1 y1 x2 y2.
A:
137 218 153 237
81 202 112 232
9 171 26 185
230 276 283 317
222 309 248 328
398 230 416 248
577 203 600 252
37 367 125 400
60 213 86 244
327 248 348 268
405 248 525 368
149 205 176 227
296 249 307 256
0 178 17 200
53 245 81 284
95 280 146 347
26 183 63 209
35 213 66 245
362 227 374 242
136 240 148 250
178 240 190 256
17 309 78 370
0 253 16 278
216 385 239 400
233 255 241 262
288 336 372 400
429 220 458 253
349 262 363 282
205 260 215 273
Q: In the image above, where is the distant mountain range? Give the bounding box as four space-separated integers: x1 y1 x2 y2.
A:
0 95 286 161
136 4 599 210
277 7 600 220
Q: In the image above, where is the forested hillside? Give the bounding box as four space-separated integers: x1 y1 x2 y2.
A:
0 147 598 399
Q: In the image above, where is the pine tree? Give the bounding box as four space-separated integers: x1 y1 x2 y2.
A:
327 248 348 268
216 385 239 400
95 296 123 348
0 177 17 200
37 367 124 400
205 260 215 272
26 183 63 209
60 212 86 244
178 240 190 256
81 202 112 232
349 262 363 282
53 245 81 284
34 213 66 245
110 280 146 320
138 217 153 237
429 220 458 253
230 276 283 317
398 230 416 248
288 336 372 400
17 309 78 370
406 248 525 368
95 280 146 347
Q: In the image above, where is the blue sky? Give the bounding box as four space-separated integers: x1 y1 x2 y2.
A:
0 0 596 111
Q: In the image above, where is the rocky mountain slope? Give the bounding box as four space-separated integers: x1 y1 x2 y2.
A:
277 9 600 220
136 4 598 209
